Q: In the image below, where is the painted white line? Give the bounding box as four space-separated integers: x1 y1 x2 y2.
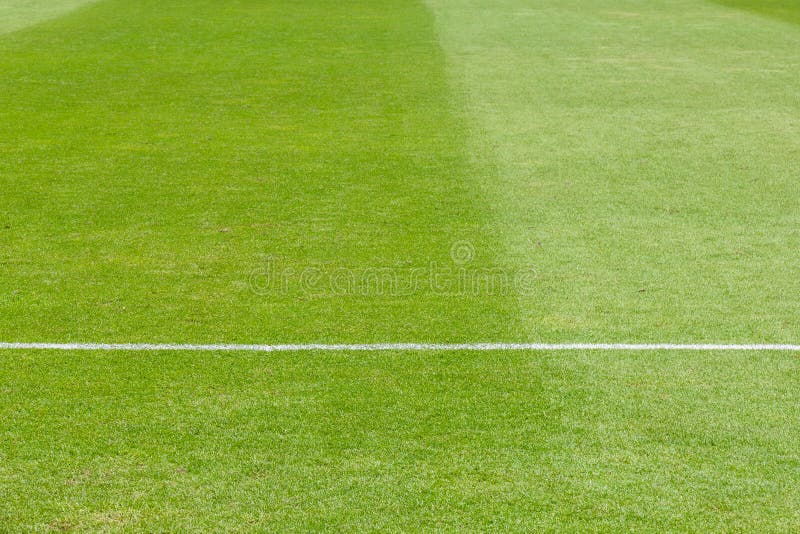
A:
1 342 800 352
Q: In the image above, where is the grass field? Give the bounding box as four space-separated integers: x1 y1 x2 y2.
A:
1 0 800 531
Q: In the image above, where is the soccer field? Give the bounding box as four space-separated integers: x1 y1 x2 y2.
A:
1 0 799 530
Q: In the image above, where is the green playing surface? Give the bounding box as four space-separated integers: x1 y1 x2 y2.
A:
1 0 799 530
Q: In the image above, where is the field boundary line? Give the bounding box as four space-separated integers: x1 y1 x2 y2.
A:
1 342 800 352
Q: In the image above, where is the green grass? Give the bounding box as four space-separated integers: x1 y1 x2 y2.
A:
0 0 95 34
1 0 800 531
713 0 800 25
0 0 517 344
4 350 799 531
429 0 800 342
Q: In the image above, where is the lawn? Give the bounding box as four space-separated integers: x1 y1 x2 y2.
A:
1 0 799 530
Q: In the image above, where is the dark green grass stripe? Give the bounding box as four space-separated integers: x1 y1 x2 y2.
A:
0 0 520 343
0 3 568 531
711 0 800 25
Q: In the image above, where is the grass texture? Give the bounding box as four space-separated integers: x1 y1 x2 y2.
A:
0 0 95 35
1 0 800 530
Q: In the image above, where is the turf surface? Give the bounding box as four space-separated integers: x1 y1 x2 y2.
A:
714 0 800 26
0 0 95 35
1 0 800 531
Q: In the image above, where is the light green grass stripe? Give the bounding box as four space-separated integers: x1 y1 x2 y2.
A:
425 0 800 342
0 0 96 35
421 1 800 529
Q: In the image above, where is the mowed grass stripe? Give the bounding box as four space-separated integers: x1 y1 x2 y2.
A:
0 0 519 343
425 0 800 529
713 0 800 26
0 0 96 35
0 1 560 531
428 0 800 343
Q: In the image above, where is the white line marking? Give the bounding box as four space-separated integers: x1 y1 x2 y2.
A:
1 342 800 352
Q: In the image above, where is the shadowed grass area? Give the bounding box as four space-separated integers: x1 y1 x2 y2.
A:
712 0 800 25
